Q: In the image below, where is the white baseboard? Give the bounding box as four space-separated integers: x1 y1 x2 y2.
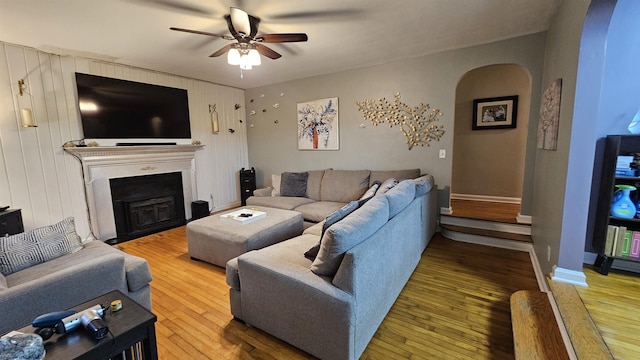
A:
517 213 532 224
440 229 547 292
550 266 588 287
450 193 521 204
440 206 452 215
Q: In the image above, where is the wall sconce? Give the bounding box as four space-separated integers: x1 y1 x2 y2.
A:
18 79 37 128
209 104 219 134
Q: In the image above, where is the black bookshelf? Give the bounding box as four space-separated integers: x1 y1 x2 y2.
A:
593 135 640 274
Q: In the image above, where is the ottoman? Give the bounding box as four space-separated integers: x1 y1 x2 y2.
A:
186 206 303 267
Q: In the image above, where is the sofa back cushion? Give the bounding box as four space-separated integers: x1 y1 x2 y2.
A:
0 217 83 276
369 169 420 186
311 196 389 276
384 180 416 219
414 174 435 197
306 169 327 201
320 169 371 202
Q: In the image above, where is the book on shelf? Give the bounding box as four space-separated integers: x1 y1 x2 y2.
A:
614 226 626 257
605 225 617 255
621 229 633 257
631 231 640 258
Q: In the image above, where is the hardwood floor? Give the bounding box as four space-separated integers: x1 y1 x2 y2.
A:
576 266 640 359
117 227 540 359
451 199 640 359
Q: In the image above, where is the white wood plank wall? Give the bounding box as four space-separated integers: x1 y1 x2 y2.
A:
0 41 247 239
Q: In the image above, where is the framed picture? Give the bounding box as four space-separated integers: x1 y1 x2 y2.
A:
472 95 518 130
297 97 339 150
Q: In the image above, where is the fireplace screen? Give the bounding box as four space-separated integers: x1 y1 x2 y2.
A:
110 172 186 243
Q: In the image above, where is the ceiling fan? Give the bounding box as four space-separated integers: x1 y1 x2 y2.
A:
170 7 308 69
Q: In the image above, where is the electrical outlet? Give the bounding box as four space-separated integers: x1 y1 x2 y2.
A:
439 149 446 159
547 245 551 262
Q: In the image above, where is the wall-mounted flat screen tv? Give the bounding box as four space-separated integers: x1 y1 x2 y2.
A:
75 73 191 142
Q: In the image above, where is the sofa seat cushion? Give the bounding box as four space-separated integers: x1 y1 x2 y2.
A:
227 234 321 291
311 195 389 276
294 201 348 223
320 170 371 203
303 221 325 237
246 196 315 210
369 169 420 186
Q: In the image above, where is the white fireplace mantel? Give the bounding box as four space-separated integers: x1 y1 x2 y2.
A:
65 145 204 240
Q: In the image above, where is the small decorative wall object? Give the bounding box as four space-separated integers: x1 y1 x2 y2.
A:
273 103 280 109
274 120 279 124
228 129 235 134
356 93 445 150
235 104 241 110
250 110 256 115
472 95 518 130
297 97 339 150
280 93 285 97
537 78 562 150
209 104 219 134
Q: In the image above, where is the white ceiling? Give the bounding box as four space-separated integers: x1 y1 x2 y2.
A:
0 0 563 89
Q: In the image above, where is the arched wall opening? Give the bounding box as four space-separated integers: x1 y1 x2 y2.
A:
452 64 532 212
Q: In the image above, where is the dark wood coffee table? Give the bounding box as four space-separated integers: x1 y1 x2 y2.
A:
16 290 157 360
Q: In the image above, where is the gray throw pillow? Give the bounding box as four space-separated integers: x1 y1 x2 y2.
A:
280 172 309 197
0 217 83 276
304 201 359 260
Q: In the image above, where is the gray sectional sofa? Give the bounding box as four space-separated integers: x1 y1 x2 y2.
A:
247 168 422 227
227 174 437 359
0 220 152 334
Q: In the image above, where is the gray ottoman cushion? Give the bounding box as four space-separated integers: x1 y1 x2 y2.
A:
187 207 304 267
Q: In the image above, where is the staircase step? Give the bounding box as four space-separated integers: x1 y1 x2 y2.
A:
440 223 532 243
547 279 613 360
440 214 531 235
510 290 570 360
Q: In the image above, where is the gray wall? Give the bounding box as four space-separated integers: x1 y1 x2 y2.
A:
453 64 531 200
245 33 546 212
586 0 640 254
533 0 591 274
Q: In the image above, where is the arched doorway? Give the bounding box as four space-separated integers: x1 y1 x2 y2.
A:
451 64 532 220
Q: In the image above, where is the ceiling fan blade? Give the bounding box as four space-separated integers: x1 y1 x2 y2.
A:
209 44 234 57
248 14 260 38
170 27 233 40
230 7 251 35
257 33 308 43
255 43 281 59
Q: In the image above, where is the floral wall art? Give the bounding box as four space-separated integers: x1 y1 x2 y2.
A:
537 78 562 151
297 97 339 150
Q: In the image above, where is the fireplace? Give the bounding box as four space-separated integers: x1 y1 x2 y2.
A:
64 145 203 241
110 172 186 243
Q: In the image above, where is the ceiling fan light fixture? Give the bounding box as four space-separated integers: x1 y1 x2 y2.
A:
239 53 254 70
227 47 241 65
248 48 261 66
